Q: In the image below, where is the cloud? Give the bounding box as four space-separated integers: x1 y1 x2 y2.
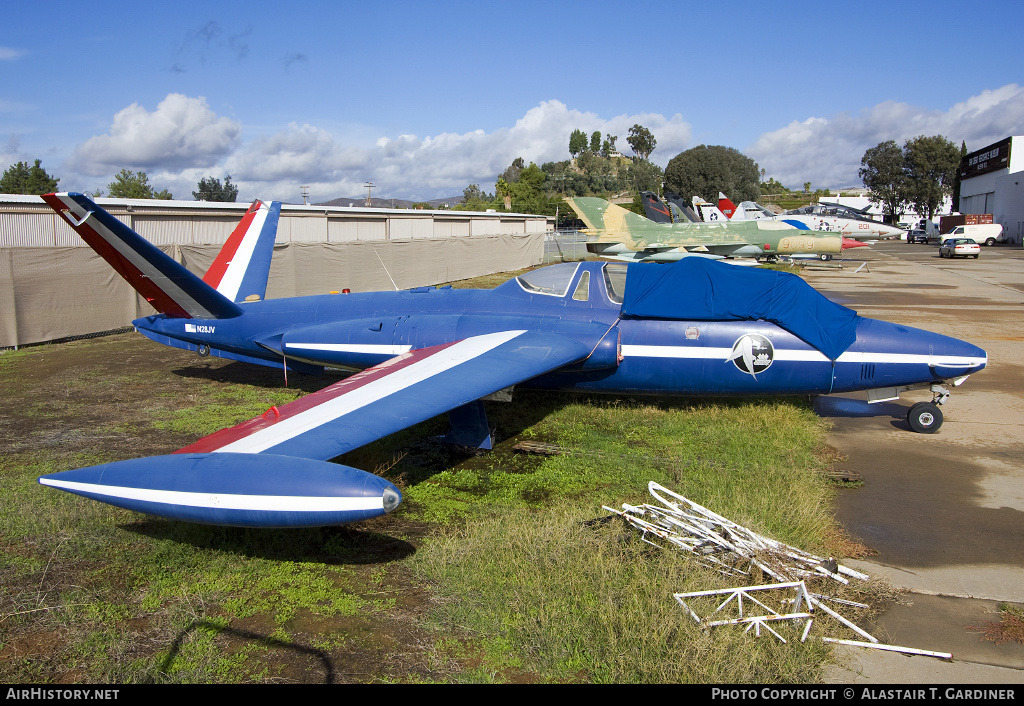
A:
168 21 252 72
67 94 242 175
1 135 23 170
281 53 308 71
0 46 24 60
63 86 1024 202
63 95 692 200
747 84 1024 189
228 26 253 60
224 99 692 201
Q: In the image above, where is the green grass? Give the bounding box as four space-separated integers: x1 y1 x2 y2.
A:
0 268 868 683
399 392 847 682
146 383 304 436
414 505 833 683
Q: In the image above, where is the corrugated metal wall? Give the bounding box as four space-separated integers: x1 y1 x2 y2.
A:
0 198 551 247
433 219 471 237
327 218 388 242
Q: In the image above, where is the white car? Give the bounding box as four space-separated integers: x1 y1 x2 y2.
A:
939 238 980 259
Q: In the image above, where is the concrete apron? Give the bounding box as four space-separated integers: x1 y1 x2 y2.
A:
800 244 1024 683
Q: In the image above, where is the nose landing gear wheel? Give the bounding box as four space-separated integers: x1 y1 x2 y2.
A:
907 402 943 433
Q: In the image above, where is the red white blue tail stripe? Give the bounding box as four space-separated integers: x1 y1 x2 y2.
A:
202 200 281 303
41 192 242 320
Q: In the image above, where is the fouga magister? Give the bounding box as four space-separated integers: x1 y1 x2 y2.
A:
38 193 987 528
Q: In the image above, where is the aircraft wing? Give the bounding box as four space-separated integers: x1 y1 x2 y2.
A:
178 329 589 459
38 330 590 527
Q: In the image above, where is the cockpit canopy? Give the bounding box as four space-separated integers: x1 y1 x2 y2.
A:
514 262 628 304
515 263 579 296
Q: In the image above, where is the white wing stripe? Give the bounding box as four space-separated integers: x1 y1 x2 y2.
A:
217 330 527 454
39 478 383 512
285 343 413 355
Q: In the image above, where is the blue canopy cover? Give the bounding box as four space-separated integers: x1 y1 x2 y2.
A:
621 258 859 360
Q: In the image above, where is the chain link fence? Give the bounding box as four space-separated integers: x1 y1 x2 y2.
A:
544 229 590 263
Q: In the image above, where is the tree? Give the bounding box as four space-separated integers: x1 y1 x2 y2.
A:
952 140 967 213
455 183 496 210
760 177 789 195
624 158 663 194
506 163 547 213
601 134 618 158
496 177 512 210
193 174 238 202
903 135 959 221
568 129 587 159
0 159 59 194
590 131 601 154
626 124 656 161
498 157 525 185
858 141 908 224
664 145 761 204
107 169 172 199
541 161 587 196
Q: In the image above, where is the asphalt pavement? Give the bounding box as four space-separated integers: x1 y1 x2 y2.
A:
799 241 1024 683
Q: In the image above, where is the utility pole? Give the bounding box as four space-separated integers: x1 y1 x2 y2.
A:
364 182 374 207
300 185 310 205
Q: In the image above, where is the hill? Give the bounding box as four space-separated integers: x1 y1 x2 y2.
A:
317 195 463 209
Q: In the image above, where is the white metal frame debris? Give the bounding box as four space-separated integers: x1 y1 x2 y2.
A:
602 482 868 584
607 482 952 660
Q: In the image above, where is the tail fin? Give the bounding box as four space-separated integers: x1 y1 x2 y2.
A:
639 191 672 223
691 195 729 222
41 192 243 320
663 191 700 223
564 197 657 234
202 200 281 303
717 192 737 219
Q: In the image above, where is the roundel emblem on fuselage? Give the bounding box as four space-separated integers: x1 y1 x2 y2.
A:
728 333 774 376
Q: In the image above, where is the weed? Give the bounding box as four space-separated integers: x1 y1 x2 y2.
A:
968 603 1024 644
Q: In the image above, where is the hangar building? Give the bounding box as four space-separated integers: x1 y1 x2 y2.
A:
957 136 1024 245
0 195 552 348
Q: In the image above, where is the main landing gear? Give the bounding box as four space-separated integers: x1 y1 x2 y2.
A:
906 384 951 433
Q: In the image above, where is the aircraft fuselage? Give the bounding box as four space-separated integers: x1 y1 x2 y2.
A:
134 261 986 401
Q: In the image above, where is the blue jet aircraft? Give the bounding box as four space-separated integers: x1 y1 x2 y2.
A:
37 193 988 529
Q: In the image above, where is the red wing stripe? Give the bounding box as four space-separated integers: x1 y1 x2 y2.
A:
174 337 472 454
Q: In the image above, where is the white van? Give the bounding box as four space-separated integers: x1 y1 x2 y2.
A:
940 223 1004 246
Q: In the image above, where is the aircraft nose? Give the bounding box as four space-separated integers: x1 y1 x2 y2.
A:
850 318 987 378
931 336 987 378
841 237 868 250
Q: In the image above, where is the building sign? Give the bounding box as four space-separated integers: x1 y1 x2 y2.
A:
961 137 1012 179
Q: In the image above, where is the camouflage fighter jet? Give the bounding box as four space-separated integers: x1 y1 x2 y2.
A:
565 197 863 262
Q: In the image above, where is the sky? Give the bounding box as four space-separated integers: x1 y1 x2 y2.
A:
2 0 1022 204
